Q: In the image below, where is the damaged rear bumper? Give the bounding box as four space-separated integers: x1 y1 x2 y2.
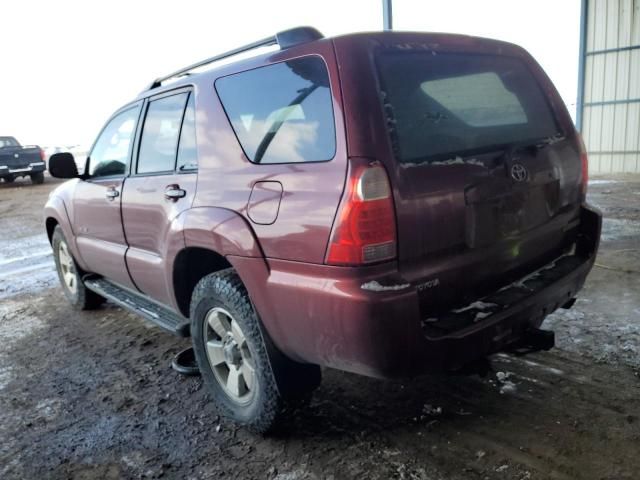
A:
236 205 601 379
413 204 601 374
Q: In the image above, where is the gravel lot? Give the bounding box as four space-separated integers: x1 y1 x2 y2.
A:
0 174 639 480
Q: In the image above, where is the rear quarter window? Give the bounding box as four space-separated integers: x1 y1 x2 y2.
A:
215 56 336 164
375 51 560 164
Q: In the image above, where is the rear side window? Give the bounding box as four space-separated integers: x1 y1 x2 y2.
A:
376 51 560 164
177 94 197 171
137 92 189 174
215 56 336 164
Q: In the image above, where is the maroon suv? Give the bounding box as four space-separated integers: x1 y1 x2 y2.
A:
45 27 601 432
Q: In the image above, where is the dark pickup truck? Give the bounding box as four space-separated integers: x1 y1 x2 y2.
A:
0 136 46 184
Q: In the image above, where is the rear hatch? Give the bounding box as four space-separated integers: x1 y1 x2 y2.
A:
336 33 585 312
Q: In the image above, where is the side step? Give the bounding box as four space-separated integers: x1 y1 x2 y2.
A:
84 277 190 337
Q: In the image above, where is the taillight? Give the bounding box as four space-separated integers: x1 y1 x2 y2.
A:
577 133 588 199
326 160 397 266
40 148 46 161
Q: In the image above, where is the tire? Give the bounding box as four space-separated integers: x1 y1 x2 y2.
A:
52 226 105 310
3 176 15 183
190 269 320 434
30 172 45 184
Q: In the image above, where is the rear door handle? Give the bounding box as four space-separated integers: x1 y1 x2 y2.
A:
105 188 119 200
164 185 186 201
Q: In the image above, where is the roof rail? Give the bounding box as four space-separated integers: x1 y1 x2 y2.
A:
145 26 323 91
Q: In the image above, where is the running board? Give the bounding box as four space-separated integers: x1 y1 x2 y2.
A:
84 277 190 337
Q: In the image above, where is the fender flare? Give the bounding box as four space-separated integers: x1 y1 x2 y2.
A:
180 206 263 258
43 195 89 271
166 206 267 313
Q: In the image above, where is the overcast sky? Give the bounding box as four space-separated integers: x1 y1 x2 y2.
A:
0 0 579 147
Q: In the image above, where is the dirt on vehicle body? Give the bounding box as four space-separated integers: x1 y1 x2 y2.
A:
44 27 600 432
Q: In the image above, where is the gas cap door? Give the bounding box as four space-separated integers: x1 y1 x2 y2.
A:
247 181 283 225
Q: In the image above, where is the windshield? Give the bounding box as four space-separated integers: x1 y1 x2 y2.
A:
375 51 560 164
0 137 19 148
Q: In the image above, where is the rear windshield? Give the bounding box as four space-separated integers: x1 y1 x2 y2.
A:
375 51 560 164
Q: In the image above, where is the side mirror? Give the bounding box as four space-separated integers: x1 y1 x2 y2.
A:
48 152 79 179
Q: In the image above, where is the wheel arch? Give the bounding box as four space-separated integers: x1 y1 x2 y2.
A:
172 247 232 317
43 195 90 272
45 216 59 244
171 207 264 317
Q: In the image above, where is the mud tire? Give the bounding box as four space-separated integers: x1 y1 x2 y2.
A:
190 269 319 434
52 226 105 310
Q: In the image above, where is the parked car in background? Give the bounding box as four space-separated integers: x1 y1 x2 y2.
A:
45 27 601 433
0 136 46 184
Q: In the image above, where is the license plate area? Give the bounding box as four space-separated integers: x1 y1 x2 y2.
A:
465 180 560 248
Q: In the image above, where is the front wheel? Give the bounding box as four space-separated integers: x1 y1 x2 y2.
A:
3 175 15 183
190 269 319 434
52 226 104 310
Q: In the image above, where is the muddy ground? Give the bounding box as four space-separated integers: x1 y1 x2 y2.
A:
0 174 639 480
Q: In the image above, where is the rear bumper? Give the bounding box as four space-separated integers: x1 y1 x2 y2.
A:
0 162 46 176
236 205 601 379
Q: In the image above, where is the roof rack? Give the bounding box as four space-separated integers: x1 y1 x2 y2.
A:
145 26 323 91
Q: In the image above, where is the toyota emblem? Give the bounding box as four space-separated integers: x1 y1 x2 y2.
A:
511 163 528 182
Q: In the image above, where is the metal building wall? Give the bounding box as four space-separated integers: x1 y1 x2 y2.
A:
578 0 640 173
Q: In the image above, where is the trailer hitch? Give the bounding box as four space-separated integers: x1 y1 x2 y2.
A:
507 327 555 356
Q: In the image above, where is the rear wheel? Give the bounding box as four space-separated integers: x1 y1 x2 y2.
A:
52 226 104 310
190 269 320 434
30 172 45 184
3 176 15 183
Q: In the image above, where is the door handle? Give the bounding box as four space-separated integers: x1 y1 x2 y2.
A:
164 185 186 201
105 188 119 200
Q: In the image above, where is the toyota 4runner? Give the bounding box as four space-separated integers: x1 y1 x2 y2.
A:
45 27 601 433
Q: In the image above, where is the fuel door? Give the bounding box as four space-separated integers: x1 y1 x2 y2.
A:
247 181 283 225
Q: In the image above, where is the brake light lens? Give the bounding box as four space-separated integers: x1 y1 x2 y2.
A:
40 148 46 162
326 161 397 265
577 133 588 199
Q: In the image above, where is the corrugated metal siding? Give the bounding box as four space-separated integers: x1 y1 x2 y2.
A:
580 0 640 173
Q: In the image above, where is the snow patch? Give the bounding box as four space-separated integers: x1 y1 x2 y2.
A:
361 280 411 292
452 301 497 314
495 371 518 394
401 156 485 169
474 311 492 322
589 179 621 185
521 359 565 376
499 256 566 292
538 134 565 146
422 404 442 416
